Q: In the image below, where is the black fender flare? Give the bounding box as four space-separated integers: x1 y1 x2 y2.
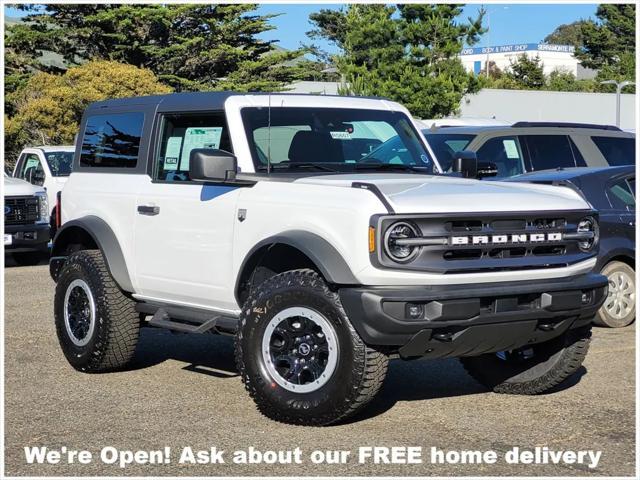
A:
236 230 360 299
51 216 134 292
595 246 635 272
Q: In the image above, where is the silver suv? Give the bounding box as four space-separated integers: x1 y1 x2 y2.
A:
423 122 635 179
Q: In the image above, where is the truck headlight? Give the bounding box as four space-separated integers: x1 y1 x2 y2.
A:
36 192 49 224
384 221 420 262
577 216 598 252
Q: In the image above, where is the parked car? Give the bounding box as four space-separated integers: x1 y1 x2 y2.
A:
508 166 635 328
12 146 75 232
422 122 635 179
49 92 607 425
416 117 511 128
4 173 50 265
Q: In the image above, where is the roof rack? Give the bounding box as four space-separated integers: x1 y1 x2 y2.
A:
511 121 622 131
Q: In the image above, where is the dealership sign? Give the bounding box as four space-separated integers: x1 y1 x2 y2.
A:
460 43 575 56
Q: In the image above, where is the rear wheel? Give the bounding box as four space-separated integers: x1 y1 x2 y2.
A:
460 326 591 394
594 261 635 328
235 269 388 426
54 250 140 372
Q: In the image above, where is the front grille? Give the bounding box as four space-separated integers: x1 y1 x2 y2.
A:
4 196 39 225
373 210 596 274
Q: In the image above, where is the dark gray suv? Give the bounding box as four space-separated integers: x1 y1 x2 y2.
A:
423 122 635 179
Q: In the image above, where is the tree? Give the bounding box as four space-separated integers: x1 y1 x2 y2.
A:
308 4 486 118
576 4 635 90
6 4 313 92
544 20 588 48
5 61 172 165
506 54 545 89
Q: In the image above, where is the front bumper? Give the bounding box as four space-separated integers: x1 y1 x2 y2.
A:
4 223 50 253
339 273 608 359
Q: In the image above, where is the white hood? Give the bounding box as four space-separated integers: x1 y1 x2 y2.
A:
294 174 590 214
3 175 45 197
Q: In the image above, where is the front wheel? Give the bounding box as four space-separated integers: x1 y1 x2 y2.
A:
235 269 388 426
594 261 635 328
460 326 591 395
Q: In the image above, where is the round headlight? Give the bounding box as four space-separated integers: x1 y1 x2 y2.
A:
384 221 420 262
577 216 598 252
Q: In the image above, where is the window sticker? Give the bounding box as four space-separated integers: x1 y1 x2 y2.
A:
180 127 223 167
164 137 182 170
503 139 520 159
330 131 352 140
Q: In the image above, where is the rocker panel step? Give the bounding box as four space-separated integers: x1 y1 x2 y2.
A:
137 303 239 335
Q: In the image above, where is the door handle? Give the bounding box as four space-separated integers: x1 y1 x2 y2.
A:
137 205 160 216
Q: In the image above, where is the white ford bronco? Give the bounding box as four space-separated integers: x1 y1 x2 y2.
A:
50 93 607 425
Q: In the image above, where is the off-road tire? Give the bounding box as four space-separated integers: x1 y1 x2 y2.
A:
594 261 635 328
460 325 591 394
235 269 388 426
54 250 140 372
12 251 44 266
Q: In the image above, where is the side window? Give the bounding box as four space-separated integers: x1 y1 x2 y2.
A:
80 112 144 168
591 136 635 166
155 112 232 182
523 135 577 171
18 153 45 185
607 177 635 210
476 136 525 178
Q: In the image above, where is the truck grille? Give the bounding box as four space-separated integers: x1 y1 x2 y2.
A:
4 196 40 225
373 210 596 274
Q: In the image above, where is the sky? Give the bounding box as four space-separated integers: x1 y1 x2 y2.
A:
5 3 600 54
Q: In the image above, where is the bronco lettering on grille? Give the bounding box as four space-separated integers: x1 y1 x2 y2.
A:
451 232 563 245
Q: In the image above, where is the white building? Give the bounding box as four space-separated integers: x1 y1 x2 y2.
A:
459 43 595 79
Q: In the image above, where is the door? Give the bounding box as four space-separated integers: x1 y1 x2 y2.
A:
521 135 586 172
606 176 636 239
133 111 242 312
15 153 45 186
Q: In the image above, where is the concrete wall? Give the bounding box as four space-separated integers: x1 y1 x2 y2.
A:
460 89 636 130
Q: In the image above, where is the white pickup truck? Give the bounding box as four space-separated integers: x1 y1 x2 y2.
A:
4 173 50 265
12 146 75 227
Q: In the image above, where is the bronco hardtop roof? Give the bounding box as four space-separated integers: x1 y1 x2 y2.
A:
86 92 389 113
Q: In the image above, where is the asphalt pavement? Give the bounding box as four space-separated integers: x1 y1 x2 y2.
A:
3 260 636 476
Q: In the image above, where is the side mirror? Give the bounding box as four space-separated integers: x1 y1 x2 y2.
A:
452 150 478 179
477 161 498 178
189 148 237 182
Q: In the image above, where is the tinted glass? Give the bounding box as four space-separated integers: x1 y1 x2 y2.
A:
241 107 435 173
607 177 635 210
591 137 635 166
422 133 475 171
80 113 144 168
155 112 232 182
476 136 525 178
45 151 74 176
18 154 45 185
523 135 577 171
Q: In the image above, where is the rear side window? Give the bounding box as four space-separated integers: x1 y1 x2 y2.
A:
607 177 635 210
522 135 580 171
591 137 635 166
80 112 145 168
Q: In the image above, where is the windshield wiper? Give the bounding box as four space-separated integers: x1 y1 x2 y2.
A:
260 163 340 173
354 163 430 173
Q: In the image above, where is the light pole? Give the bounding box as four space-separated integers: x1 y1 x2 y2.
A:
600 80 635 127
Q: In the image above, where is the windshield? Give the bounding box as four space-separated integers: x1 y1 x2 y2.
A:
44 151 74 176
241 107 436 174
422 132 475 172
